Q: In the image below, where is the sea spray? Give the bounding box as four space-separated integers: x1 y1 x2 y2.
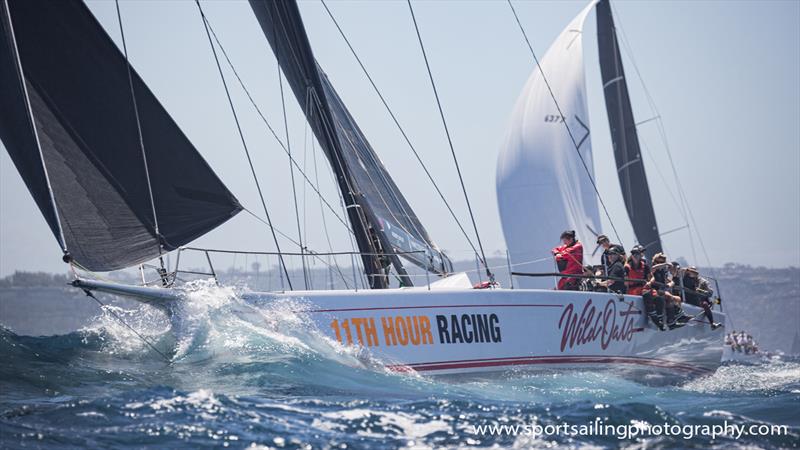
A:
80 298 170 358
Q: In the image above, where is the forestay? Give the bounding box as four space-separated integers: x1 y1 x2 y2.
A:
0 0 241 271
249 0 452 288
496 1 601 288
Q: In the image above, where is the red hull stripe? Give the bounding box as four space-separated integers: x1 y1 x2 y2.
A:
302 303 564 313
388 355 710 374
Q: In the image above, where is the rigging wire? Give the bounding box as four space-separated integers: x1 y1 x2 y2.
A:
302 103 312 288
201 9 383 287
310 124 351 288
264 1 380 285
269 4 410 287
302 104 309 262
305 86 387 288
609 2 713 270
3 1 69 257
241 208 300 248
194 0 293 289
201 15 354 236
322 128 368 289
202 11 360 287
405 0 494 281
506 0 623 247
84 289 171 363
328 109 435 274
276 52 310 289
640 139 698 261
241 206 346 279
319 0 480 262
114 0 164 264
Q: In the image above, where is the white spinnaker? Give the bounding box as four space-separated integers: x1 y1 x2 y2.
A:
497 1 601 289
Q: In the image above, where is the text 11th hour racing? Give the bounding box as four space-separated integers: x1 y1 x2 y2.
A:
330 314 501 347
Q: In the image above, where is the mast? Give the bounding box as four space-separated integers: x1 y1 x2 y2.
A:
596 0 663 255
249 0 452 288
249 0 387 288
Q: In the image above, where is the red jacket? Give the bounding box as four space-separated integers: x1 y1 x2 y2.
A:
553 241 584 275
624 259 649 295
553 241 583 290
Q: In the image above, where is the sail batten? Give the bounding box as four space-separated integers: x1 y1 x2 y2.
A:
597 0 662 255
0 0 241 271
249 0 451 288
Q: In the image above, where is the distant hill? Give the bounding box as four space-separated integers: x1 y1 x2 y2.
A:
0 271 71 288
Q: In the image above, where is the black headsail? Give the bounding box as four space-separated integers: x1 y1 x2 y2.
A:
249 0 452 288
0 0 241 271
596 0 663 255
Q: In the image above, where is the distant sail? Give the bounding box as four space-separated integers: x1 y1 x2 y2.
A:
249 0 452 288
0 0 241 271
497 1 601 288
596 0 662 255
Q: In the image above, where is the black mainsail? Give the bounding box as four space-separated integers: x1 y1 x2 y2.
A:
596 0 662 255
0 0 241 271
249 0 452 288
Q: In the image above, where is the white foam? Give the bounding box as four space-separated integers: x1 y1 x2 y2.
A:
683 360 800 393
313 408 450 440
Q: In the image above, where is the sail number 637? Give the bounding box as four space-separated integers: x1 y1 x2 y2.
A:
544 114 565 123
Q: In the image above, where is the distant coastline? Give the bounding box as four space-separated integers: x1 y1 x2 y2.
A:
1 261 797 288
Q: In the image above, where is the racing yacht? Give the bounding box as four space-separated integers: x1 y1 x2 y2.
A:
0 0 724 377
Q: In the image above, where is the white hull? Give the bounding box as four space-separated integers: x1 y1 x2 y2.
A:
245 287 725 378
74 279 725 378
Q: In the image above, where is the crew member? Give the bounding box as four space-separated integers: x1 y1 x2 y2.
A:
682 266 721 330
642 252 676 329
624 245 649 295
668 261 683 296
598 246 626 294
666 261 690 328
596 234 625 275
552 230 583 291
725 332 735 350
581 265 606 292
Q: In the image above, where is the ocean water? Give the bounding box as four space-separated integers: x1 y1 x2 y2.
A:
1 282 798 449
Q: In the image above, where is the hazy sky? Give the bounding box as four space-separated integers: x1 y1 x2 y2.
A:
1 0 799 276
